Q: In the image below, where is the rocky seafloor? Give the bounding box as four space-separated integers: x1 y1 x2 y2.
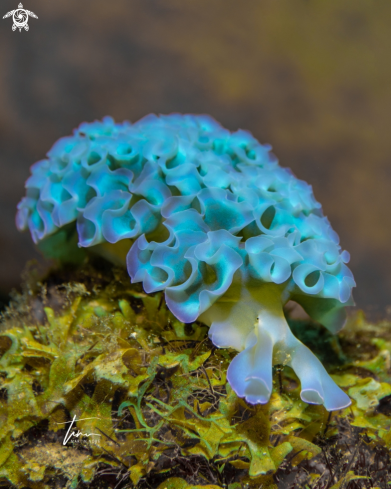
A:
1 258 391 489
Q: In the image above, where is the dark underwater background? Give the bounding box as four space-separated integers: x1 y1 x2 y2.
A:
0 0 390 318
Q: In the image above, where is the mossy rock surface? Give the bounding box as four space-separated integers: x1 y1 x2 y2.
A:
1 259 391 489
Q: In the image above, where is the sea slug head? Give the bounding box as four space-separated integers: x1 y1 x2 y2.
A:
17 114 356 411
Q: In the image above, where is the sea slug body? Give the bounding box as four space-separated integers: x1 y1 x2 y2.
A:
17 114 356 411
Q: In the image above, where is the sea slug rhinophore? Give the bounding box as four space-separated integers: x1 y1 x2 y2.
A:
16 114 356 411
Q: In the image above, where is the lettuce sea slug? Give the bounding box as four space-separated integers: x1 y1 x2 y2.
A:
16 114 356 411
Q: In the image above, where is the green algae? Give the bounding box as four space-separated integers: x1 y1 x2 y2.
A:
0 262 391 488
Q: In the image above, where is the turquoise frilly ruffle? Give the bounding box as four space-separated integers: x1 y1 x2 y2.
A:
16 114 355 322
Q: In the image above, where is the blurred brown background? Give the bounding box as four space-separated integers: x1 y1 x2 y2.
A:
0 0 390 317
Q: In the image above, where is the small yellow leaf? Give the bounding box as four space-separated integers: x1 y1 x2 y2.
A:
269 441 293 468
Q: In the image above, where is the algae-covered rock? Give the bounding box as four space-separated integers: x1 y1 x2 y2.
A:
0 258 391 488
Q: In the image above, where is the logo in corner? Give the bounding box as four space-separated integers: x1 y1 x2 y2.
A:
3 3 38 32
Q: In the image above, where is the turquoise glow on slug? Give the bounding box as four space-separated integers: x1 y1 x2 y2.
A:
16 114 356 411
